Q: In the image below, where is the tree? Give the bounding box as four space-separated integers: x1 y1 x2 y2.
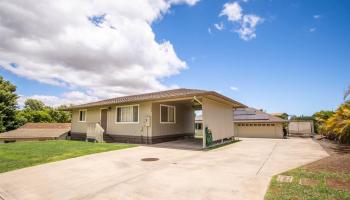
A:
273 113 289 120
313 110 334 134
15 99 71 126
324 101 350 143
24 99 46 111
0 76 18 132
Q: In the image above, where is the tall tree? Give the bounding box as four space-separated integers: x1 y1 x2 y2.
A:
0 76 18 132
24 99 46 111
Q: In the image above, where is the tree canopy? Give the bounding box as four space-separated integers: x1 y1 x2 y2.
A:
0 76 18 132
24 99 46 111
0 75 71 132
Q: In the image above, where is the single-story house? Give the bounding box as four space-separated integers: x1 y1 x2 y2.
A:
65 88 246 148
0 123 71 143
233 108 287 138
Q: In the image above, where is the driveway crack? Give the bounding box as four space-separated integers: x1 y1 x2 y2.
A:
256 141 278 176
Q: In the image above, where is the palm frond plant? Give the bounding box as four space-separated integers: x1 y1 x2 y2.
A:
325 101 350 143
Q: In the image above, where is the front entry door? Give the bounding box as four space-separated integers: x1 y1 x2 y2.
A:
100 109 108 134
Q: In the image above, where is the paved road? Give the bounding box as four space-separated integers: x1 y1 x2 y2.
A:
0 138 328 200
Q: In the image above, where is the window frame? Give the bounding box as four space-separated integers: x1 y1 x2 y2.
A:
78 109 87 122
160 104 176 124
115 104 140 124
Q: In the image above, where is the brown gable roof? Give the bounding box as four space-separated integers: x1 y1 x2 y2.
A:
0 123 71 140
66 88 246 109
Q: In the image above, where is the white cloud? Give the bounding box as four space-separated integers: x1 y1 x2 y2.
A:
236 14 262 40
229 86 239 91
219 1 262 41
208 27 212 34
313 14 321 19
220 2 243 22
214 22 225 31
309 27 317 32
0 0 199 102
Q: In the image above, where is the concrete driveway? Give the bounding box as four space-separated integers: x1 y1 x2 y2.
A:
0 138 328 200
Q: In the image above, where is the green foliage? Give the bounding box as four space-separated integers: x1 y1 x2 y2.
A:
324 101 350 143
290 115 315 121
0 76 18 132
313 101 350 143
24 98 46 111
0 76 71 130
0 141 136 173
15 100 71 126
205 126 213 147
273 113 289 120
313 110 334 134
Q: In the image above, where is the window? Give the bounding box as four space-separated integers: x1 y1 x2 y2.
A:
116 105 139 123
160 105 176 123
79 110 86 122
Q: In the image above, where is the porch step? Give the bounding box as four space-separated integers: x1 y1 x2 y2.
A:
103 134 116 143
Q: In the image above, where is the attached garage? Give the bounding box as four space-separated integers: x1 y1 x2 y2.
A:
233 108 287 138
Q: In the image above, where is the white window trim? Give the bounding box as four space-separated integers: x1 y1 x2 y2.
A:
115 104 140 124
78 109 87 122
160 104 176 124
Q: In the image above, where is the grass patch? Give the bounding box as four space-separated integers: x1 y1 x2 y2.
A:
265 167 350 200
0 140 136 173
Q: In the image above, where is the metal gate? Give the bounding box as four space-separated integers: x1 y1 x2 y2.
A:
288 121 314 137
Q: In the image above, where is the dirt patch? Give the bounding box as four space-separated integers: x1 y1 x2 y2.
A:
314 136 350 155
326 178 350 192
305 137 350 173
304 154 350 173
299 178 319 186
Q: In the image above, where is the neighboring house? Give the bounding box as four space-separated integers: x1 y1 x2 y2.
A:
233 108 287 138
0 123 71 143
65 88 246 148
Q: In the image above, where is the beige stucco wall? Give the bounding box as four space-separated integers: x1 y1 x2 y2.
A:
151 102 195 137
71 107 100 133
234 123 283 138
107 102 152 136
202 97 234 141
71 102 153 137
71 100 196 138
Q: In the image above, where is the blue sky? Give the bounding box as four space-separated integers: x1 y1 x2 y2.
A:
1 0 349 116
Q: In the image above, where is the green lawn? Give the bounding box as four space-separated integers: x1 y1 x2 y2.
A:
265 167 350 200
0 140 136 173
